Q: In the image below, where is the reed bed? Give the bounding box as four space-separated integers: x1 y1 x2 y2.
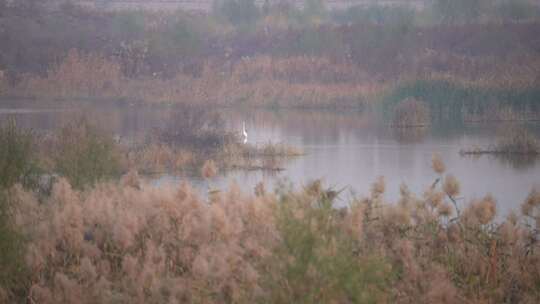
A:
383 76 540 121
0 156 539 302
3 48 539 118
460 126 540 156
9 53 378 109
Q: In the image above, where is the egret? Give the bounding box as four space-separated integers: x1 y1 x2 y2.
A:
242 121 248 144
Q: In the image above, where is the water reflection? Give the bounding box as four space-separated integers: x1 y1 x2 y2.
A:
392 127 428 143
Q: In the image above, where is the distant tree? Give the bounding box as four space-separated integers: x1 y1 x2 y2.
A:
433 0 486 24
11 0 45 16
495 0 540 21
0 0 6 17
303 0 327 24
213 0 260 28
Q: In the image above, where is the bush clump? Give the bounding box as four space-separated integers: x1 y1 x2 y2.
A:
391 97 430 127
54 118 122 189
0 119 36 188
0 119 34 301
496 126 539 155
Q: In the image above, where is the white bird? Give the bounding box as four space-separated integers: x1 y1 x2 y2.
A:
242 121 248 144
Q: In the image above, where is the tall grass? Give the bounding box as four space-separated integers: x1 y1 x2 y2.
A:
0 155 538 302
383 78 540 121
18 50 123 100
0 119 34 301
0 119 36 189
53 118 122 189
267 182 391 303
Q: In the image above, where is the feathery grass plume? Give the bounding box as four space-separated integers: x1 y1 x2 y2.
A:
384 204 412 227
201 159 218 179
521 187 540 217
424 268 459 304
446 224 461 243
432 153 446 175
254 182 266 197
475 194 497 225
305 179 323 197
121 169 141 189
425 188 445 209
371 176 386 199
443 174 460 198
398 183 414 207
437 202 454 218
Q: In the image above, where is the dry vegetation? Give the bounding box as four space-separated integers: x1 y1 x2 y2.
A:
1 148 540 302
2 1 540 118
460 126 540 157
391 97 430 127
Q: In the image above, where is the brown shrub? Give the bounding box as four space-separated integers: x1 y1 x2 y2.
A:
20 49 122 99
392 97 431 127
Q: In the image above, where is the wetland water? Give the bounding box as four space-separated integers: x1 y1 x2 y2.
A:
2 104 539 215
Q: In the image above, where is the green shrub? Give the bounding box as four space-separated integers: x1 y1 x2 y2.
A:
265 183 391 303
332 4 416 27
495 0 540 21
382 79 540 120
0 119 35 189
0 191 28 301
431 0 487 24
0 119 33 301
54 118 122 189
213 0 260 28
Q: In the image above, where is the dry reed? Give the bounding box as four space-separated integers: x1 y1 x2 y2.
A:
2 155 540 303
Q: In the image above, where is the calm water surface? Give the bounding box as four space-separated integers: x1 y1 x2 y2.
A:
2 104 539 215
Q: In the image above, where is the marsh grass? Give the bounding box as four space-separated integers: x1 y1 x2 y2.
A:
384 78 540 121
53 118 122 189
127 143 196 174
152 106 235 150
0 119 34 301
220 142 303 172
0 156 538 303
0 192 29 302
0 119 37 189
391 97 430 127
495 126 540 155
0 151 538 302
460 126 540 158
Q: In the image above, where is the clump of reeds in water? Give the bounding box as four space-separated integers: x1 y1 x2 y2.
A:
495 126 539 155
245 142 304 157
220 141 303 171
461 126 539 157
391 97 430 128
